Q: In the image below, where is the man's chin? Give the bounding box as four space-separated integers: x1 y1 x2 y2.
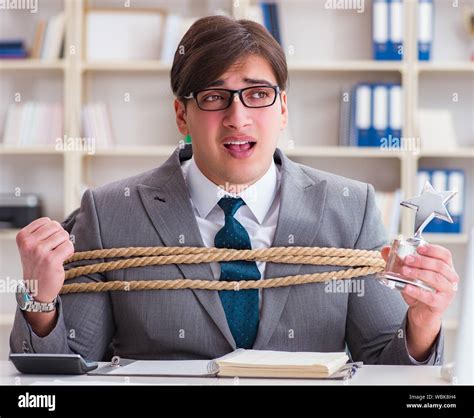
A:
218 170 264 190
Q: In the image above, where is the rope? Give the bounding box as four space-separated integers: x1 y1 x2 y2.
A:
60 246 385 295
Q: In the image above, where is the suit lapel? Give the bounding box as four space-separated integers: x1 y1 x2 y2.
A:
137 146 236 349
253 150 328 349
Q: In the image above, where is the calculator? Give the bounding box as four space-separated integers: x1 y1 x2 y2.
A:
9 353 98 375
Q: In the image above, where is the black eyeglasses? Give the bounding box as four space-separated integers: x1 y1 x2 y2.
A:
183 85 281 111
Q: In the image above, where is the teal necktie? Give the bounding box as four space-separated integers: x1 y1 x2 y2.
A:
214 197 260 348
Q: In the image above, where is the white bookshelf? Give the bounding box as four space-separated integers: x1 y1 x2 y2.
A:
0 0 472 360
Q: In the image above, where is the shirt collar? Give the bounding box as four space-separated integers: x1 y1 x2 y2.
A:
183 157 279 224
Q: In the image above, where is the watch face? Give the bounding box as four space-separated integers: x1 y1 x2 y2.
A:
16 282 32 310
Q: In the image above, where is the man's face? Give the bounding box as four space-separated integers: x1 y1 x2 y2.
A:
174 54 288 188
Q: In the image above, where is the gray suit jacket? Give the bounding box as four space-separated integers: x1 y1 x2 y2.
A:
10 145 443 364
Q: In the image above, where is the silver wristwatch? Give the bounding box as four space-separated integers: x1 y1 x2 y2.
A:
16 280 57 313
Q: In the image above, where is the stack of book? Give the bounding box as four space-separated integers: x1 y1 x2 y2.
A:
30 13 65 59
0 40 27 59
81 102 114 148
2 102 63 146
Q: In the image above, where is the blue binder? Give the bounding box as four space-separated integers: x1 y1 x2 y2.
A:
388 84 402 146
388 0 403 60
373 0 389 60
373 0 404 60
372 84 389 147
418 0 433 61
426 170 449 233
446 170 464 233
351 84 372 147
261 3 281 45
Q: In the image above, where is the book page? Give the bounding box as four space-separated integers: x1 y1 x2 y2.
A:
217 350 348 367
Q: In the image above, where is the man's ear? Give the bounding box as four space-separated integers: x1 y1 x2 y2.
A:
279 90 288 131
174 98 189 136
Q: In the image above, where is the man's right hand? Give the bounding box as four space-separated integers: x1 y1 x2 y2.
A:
16 217 75 303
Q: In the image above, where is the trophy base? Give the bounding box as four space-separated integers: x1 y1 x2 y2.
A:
376 272 436 293
376 237 436 293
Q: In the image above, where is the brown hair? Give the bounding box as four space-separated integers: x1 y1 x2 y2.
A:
170 15 288 100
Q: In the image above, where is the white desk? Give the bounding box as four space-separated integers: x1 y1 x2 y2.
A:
0 361 450 385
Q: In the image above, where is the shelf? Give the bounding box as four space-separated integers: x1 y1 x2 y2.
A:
77 145 407 158
287 60 405 72
0 145 62 155
78 60 407 73
0 145 177 157
84 145 177 157
283 146 404 158
81 60 171 72
423 234 470 245
2 145 471 159
416 148 474 159
416 62 474 73
0 59 65 71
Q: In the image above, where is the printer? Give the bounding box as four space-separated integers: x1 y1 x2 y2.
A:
0 194 43 229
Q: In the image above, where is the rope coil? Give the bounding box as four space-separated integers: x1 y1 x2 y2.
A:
60 246 385 295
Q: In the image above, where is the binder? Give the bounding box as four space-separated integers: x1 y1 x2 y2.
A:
418 0 433 61
446 170 464 233
417 170 431 193
417 170 434 232
388 84 402 145
0 39 24 49
349 83 402 148
426 170 448 233
351 84 372 147
269 3 282 45
388 0 404 60
420 169 464 234
338 86 352 147
373 0 389 60
261 3 281 45
372 84 389 147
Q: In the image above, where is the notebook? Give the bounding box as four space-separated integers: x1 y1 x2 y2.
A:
89 349 359 380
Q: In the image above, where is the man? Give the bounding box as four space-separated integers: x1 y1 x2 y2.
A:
10 16 457 363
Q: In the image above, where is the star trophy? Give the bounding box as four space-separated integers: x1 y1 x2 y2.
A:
377 181 457 293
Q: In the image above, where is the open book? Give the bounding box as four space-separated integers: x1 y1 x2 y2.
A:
89 349 359 380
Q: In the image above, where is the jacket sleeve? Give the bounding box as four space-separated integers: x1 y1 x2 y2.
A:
345 183 444 365
9 189 115 361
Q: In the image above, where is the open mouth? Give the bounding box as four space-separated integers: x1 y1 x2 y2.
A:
223 140 257 152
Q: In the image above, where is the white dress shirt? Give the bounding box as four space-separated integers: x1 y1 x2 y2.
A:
181 157 282 310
